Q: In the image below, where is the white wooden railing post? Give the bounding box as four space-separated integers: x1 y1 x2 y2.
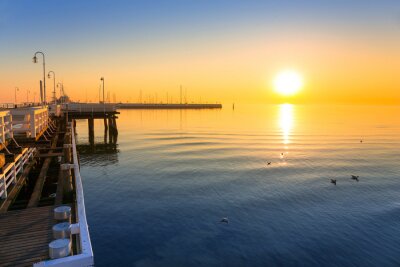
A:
0 116 4 144
20 154 24 173
7 113 13 139
30 110 36 138
0 174 7 199
38 111 41 134
12 163 17 184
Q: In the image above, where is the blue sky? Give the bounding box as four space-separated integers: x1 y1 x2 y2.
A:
2 0 398 51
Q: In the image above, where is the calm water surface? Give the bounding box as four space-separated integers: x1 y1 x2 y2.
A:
75 105 400 267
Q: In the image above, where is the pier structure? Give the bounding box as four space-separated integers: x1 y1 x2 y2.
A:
10 106 49 140
0 110 13 150
64 103 119 149
0 105 94 267
117 103 222 109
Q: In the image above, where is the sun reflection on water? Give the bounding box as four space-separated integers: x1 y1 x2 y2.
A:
279 104 294 145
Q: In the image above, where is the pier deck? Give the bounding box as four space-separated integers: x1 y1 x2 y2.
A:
0 206 55 267
0 104 98 266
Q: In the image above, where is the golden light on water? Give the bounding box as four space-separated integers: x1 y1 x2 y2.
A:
279 104 294 144
274 70 303 96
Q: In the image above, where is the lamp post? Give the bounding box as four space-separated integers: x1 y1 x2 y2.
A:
32 51 46 103
57 82 63 104
15 87 19 105
48 71 56 104
100 77 105 104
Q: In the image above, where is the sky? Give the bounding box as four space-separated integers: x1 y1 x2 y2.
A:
1 0 400 104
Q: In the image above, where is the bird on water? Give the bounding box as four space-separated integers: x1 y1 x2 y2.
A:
220 217 229 224
267 162 271 165
330 179 337 185
351 175 359 182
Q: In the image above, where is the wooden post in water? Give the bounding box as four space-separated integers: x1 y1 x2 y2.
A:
104 125 108 144
110 116 118 145
112 116 118 135
73 120 77 134
104 118 108 130
108 116 113 144
103 117 108 144
88 117 94 148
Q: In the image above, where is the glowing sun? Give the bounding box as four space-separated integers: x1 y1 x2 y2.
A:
274 70 303 96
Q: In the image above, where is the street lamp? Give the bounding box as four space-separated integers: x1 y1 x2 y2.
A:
33 51 46 103
57 82 63 104
48 71 56 104
100 77 105 104
14 87 19 105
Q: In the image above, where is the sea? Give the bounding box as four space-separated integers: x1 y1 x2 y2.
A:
75 104 400 267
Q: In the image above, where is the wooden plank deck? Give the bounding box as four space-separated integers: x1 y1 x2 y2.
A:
0 206 55 267
27 133 59 208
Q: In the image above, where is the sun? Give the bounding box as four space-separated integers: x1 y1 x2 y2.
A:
274 70 303 96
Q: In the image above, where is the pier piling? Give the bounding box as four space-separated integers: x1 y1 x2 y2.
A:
88 117 94 147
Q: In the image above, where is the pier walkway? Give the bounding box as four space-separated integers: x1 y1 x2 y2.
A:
0 104 97 267
0 206 55 267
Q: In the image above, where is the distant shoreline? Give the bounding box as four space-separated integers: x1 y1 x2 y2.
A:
116 103 222 109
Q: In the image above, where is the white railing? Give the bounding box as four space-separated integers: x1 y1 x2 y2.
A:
0 147 36 199
0 110 13 144
11 106 49 138
34 124 94 267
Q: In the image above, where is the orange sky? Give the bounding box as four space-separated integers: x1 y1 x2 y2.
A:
1 2 400 105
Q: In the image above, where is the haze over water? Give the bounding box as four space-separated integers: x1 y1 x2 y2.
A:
76 105 400 267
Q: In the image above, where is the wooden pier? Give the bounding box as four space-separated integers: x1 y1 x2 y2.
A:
0 105 96 267
0 206 56 267
64 103 119 148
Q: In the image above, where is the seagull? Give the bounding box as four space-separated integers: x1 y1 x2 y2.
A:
220 217 229 224
351 175 359 182
330 179 337 185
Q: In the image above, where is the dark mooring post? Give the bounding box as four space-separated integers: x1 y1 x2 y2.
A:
109 116 118 145
88 117 95 147
112 116 118 135
104 125 108 144
73 120 77 134
104 118 108 130
104 117 108 144
108 116 113 144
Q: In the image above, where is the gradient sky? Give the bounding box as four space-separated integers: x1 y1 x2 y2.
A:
1 0 400 104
